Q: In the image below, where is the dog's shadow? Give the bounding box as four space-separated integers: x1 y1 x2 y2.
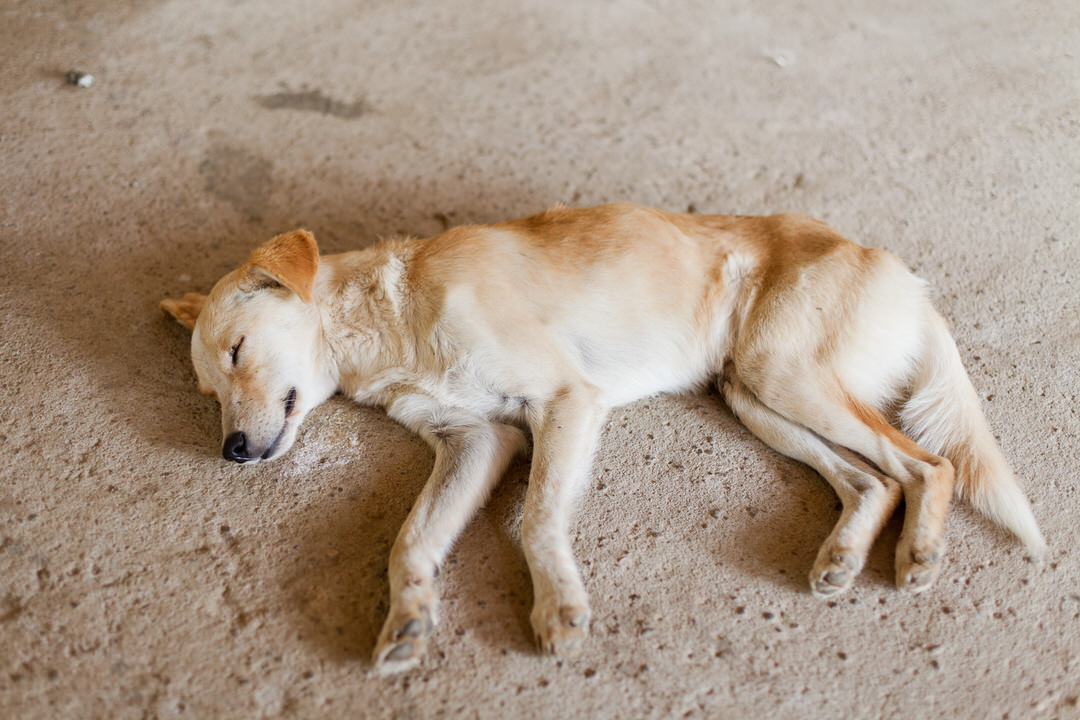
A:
701 394 903 596
271 405 429 663
273 403 537 664
273 391 910 671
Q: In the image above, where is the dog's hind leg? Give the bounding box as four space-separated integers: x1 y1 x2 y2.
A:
741 372 955 593
721 374 902 596
373 400 527 673
522 383 608 657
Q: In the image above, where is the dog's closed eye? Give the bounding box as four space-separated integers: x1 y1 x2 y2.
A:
229 337 244 366
284 387 297 417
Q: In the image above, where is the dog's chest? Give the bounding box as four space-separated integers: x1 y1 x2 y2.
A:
430 363 533 423
346 361 531 425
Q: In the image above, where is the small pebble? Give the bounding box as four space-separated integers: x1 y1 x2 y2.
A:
65 70 94 88
763 50 794 67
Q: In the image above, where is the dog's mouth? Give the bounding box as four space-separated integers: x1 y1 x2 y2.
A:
260 387 298 460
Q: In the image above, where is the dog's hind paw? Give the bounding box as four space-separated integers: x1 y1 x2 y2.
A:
896 546 942 593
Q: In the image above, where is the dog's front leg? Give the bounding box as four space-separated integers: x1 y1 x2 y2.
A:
523 384 608 657
373 407 526 673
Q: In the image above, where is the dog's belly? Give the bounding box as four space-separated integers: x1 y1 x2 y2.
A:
558 326 715 406
437 312 723 417
435 279 734 411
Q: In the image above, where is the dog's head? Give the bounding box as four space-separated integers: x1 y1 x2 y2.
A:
162 230 337 463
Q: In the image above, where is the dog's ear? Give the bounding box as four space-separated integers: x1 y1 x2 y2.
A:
240 229 319 303
160 292 206 331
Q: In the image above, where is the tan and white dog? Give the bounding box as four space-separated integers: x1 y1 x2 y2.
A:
162 202 1045 672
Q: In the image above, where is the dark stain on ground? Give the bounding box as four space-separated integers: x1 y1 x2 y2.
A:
255 88 370 119
199 142 273 220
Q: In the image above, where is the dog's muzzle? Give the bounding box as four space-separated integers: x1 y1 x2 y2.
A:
221 387 297 463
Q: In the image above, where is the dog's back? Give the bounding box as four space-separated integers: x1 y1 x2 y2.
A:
404 203 750 406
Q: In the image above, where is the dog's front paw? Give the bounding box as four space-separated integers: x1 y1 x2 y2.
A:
373 603 435 674
531 601 590 657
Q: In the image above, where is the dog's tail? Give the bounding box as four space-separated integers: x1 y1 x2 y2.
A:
898 308 1046 559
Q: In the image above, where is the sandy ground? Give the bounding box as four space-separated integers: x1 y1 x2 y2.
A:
2 0 1079 717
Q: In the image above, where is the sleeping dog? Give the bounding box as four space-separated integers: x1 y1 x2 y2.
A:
162 202 1044 672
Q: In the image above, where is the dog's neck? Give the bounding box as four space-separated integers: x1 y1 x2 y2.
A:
314 240 435 404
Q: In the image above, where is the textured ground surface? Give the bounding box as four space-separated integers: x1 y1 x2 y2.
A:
2 0 1079 717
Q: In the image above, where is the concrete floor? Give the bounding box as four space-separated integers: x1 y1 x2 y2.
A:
2 0 1079 717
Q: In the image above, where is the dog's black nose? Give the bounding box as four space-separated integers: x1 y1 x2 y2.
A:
222 431 251 463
